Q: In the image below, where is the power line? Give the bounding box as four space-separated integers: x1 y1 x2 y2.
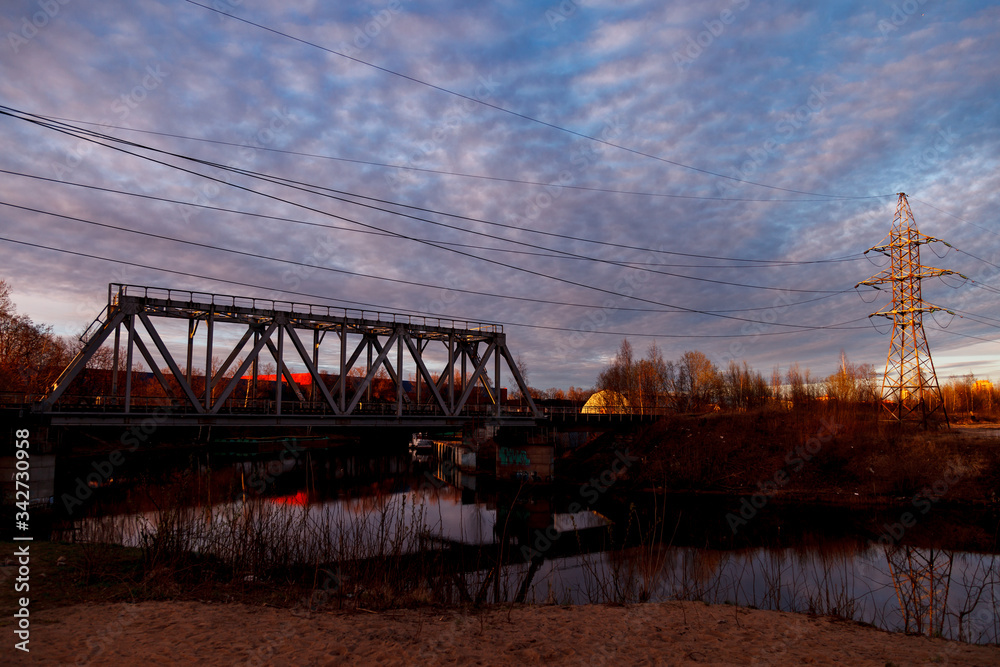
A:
0 165 859 271
173 156 850 293
0 167 854 313
954 313 1000 330
969 281 1000 297
910 197 1000 240
950 307 1000 325
0 108 860 325
1 107 864 269
183 0 895 202
218 157 866 270
0 198 684 315
956 249 1000 271
0 198 863 320
0 235 873 338
27 114 883 203
929 327 1000 345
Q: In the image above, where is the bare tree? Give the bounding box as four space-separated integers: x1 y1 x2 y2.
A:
0 280 70 398
720 359 770 411
596 339 672 413
825 351 877 404
770 365 784 404
786 362 816 406
675 350 720 412
595 338 635 411
635 342 668 413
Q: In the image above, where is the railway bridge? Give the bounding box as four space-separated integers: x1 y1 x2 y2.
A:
35 284 543 428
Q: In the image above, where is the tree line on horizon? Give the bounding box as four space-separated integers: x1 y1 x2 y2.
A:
588 338 1000 419
1 281 998 418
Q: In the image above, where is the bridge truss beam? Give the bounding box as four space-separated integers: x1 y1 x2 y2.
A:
38 284 541 424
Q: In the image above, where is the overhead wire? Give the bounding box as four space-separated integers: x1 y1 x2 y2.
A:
0 197 860 318
217 157 866 270
2 115 992 346
182 0 896 202
929 327 1000 345
969 281 1000 297
3 197 786 316
0 108 861 327
0 168 859 314
25 114 893 204
0 166 860 271
950 307 1000 326
4 106 994 358
0 235 874 338
0 106 864 270
910 197 1000 240
930 310 956 329
955 248 1000 271
1 166 860 282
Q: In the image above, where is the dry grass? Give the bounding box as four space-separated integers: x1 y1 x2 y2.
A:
34 468 479 613
615 404 1000 504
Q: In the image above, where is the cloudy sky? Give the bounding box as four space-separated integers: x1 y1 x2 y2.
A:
1 0 998 391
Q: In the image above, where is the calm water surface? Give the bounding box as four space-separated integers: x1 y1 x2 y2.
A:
60 445 1000 644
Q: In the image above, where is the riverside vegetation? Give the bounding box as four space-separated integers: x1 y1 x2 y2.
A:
2 306 998 639
5 401 998 618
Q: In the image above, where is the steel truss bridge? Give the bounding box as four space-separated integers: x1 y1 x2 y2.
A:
37 284 541 427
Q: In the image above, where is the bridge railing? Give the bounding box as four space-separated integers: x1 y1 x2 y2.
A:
111 283 503 334
24 391 673 421
32 393 541 419
0 391 47 406
541 406 672 421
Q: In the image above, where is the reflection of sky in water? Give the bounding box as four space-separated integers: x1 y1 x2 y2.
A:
553 511 611 532
78 487 499 551
502 547 998 644
75 489 998 644
78 487 613 551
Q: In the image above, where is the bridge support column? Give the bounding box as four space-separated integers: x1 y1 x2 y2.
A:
186 319 197 385
448 334 455 414
275 321 284 416
111 323 120 397
397 326 404 418
124 314 135 414
204 312 214 411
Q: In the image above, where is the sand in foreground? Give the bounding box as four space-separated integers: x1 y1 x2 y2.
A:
21 600 1000 666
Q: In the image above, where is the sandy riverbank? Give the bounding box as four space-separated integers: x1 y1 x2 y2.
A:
18 600 1000 666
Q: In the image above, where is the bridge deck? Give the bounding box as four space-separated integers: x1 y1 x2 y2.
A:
39 283 542 423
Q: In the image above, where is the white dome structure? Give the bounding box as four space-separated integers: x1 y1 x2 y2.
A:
582 390 629 414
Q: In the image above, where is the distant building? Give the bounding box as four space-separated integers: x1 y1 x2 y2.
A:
974 380 994 392
582 390 629 414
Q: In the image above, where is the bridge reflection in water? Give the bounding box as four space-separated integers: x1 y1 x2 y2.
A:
56 445 1000 644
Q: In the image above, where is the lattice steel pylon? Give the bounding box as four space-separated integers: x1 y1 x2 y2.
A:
856 193 961 426
884 545 954 638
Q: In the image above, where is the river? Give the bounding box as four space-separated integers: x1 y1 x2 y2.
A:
54 441 1000 644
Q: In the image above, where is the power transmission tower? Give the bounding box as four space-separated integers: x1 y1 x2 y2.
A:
857 193 960 426
884 546 953 638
